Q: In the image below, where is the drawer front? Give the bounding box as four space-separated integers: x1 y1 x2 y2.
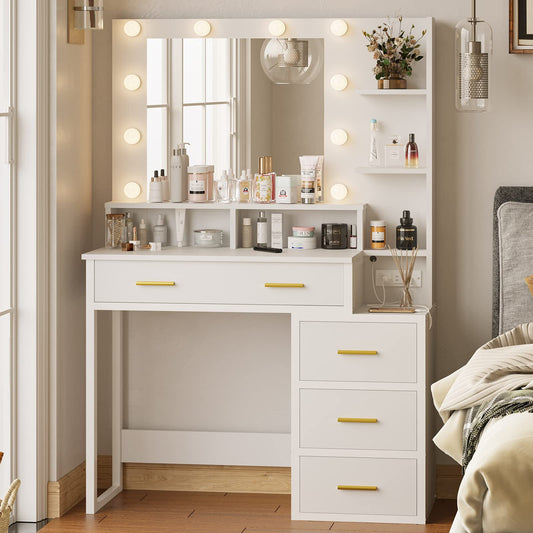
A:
94 260 345 306
299 456 417 517
299 389 417 451
299 322 417 382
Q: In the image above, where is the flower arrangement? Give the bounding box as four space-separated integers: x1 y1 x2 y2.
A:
363 17 426 83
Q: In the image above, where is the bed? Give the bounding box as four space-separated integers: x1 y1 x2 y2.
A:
433 187 533 533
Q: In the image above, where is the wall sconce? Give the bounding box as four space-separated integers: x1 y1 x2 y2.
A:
269 20 286 37
67 0 104 45
330 19 348 37
124 181 142 199
123 74 142 91
330 183 348 201
194 20 212 37
123 128 142 145
330 74 348 91
123 20 142 38
330 129 348 146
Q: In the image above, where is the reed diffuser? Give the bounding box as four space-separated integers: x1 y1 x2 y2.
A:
388 246 418 308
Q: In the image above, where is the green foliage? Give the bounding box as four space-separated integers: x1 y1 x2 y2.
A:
363 17 426 80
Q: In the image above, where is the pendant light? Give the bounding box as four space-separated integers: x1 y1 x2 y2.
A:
455 0 493 112
260 38 323 85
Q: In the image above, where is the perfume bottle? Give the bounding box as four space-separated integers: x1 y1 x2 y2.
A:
369 119 379 166
216 170 230 203
253 156 276 204
405 133 419 169
256 211 267 248
396 210 417 250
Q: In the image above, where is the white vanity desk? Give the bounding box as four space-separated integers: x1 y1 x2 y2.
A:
83 244 432 524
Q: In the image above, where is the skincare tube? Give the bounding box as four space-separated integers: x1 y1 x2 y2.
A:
299 155 320 204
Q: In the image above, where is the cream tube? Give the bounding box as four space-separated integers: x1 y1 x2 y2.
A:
299 155 319 205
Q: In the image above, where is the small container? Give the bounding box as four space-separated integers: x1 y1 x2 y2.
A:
149 241 162 252
349 224 357 249
384 135 403 168
370 220 386 249
131 240 141 251
276 175 300 204
188 165 215 202
301 175 316 204
396 210 417 250
149 170 163 203
321 223 348 249
256 211 268 248
292 226 314 237
193 229 224 248
153 214 167 245
105 213 125 248
242 218 252 248
405 133 419 169
288 236 316 250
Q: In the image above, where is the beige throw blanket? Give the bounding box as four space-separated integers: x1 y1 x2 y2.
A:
432 323 533 533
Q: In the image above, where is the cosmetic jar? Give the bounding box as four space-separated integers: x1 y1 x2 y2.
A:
292 226 315 237
188 165 215 202
149 242 162 252
370 220 386 249
287 236 317 250
193 229 224 248
321 223 348 249
105 213 125 248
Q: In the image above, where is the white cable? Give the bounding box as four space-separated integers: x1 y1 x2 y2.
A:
414 305 433 329
371 262 386 306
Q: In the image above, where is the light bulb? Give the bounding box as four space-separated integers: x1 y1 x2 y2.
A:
269 19 286 37
194 20 211 37
124 181 142 199
330 183 348 201
330 129 348 146
123 74 141 91
330 74 348 91
330 19 348 37
123 20 141 37
123 128 141 145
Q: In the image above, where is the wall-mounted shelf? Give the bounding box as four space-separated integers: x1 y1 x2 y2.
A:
355 167 427 175
363 249 427 257
356 89 427 96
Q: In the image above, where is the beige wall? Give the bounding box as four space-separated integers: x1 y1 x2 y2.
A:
55 0 533 474
50 2 93 479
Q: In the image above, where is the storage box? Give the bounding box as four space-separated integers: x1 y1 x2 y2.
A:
276 175 300 204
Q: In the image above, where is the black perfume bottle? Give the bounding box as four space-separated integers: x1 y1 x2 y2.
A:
396 210 417 250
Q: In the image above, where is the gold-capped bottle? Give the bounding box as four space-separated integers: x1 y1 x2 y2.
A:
253 156 276 203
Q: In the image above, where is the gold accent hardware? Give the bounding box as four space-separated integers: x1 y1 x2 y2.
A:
337 485 378 491
337 417 378 423
337 350 378 355
136 281 175 286
264 283 305 288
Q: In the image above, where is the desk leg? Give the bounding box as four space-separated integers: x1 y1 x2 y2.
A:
86 307 97 514
111 311 123 491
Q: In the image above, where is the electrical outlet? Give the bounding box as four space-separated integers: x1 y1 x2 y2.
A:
376 269 422 288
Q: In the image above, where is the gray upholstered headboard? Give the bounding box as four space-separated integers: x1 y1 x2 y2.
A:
493 187 533 336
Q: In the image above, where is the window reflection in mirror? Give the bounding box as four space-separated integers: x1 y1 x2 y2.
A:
146 37 323 186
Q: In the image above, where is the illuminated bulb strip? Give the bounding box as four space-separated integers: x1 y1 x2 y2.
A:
330 183 348 201
123 20 141 37
124 128 142 145
194 20 211 37
330 129 348 146
330 74 348 91
124 74 142 91
269 19 286 37
330 19 348 37
124 181 142 199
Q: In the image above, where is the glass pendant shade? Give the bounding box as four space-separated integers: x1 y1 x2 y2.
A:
455 3 492 112
260 38 323 84
73 0 104 30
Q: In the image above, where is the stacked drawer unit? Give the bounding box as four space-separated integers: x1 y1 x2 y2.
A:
292 315 432 524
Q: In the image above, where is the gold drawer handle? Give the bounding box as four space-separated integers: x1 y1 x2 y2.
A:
264 283 305 288
337 350 378 355
337 485 378 491
337 417 378 423
136 281 175 286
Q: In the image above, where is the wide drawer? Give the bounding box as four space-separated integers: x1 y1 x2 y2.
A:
93 260 345 306
299 456 417 516
299 389 417 451
299 321 417 382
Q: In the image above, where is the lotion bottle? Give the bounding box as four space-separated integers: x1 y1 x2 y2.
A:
139 218 148 246
256 211 267 248
153 214 167 245
149 170 162 203
160 169 169 201
170 143 190 203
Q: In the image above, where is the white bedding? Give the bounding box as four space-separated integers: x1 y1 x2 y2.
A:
432 324 533 533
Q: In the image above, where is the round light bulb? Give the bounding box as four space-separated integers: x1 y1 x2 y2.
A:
330 129 348 146
330 74 348 91
123 20 141 37
330 19 348 37
330 183 348 201
123 74 142 91
269 19 286 37
124 181 142 199
123 128 141 145
194 20 211 37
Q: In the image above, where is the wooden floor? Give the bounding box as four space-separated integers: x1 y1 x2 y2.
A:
39 491 456 533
